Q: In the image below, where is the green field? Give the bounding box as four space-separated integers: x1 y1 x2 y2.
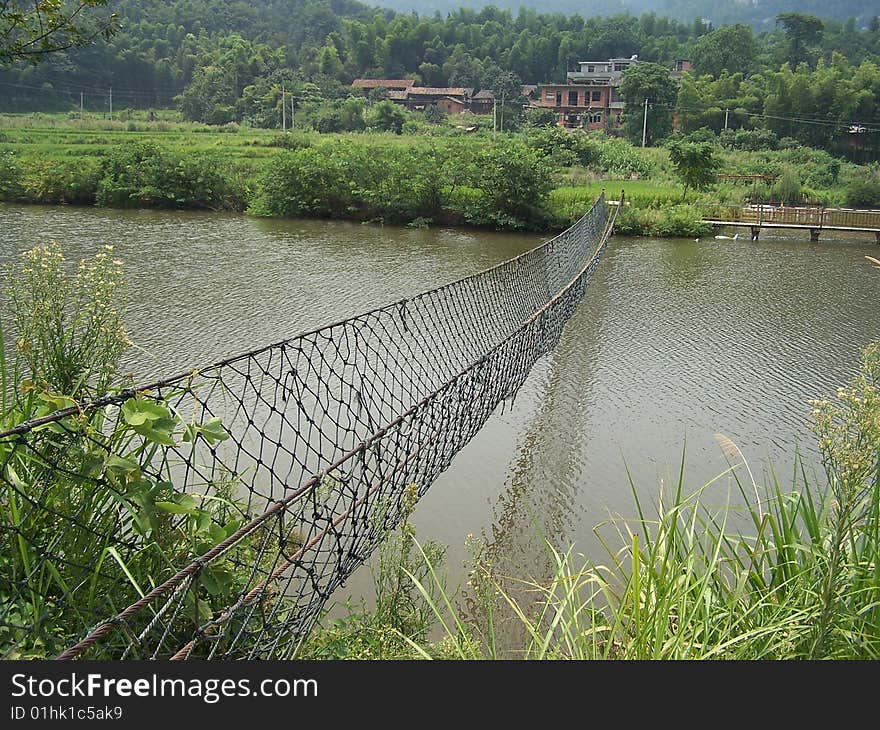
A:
0 112 867 235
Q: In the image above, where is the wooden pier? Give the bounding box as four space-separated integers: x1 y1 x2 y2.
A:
702 204 880 242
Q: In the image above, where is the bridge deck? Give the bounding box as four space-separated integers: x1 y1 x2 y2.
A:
701 204 880 237
703 220 880 233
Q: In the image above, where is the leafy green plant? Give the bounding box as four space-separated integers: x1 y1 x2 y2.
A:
4 243 129 401
0 243 282 659
667 140 718 200
845 179 880 208
96 142 246 210
0 150 22 199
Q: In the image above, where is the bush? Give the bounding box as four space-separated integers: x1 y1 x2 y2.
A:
613 201 711 237
252 142 444 224
423 105 446 124
523 107 559 128
0 150 22 200
719 127 779 151
19 158 102 205
682 127 717 144
844 179 880 208
455 140 553 229
96 142 245 210
777 147 841 188
253 137 551 230
772 165 802 205
368 100 407 134
525 125 582 167
593 136 653 178
267 131 317 150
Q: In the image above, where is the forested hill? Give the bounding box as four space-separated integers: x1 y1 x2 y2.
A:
376 1 877 29
2 0 880 116
108 0 384 48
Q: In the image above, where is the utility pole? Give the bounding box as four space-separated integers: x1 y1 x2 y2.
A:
724 107 729 130
493 97 497 140
641 97 648 147
291 95 295 131
500 89 505 134
109 87 113 119
80 92 84 120
282 85 286 131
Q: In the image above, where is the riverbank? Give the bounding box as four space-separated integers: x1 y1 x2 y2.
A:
3 115 869 237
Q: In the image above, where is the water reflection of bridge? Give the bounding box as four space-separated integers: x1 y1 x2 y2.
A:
702 204 880 242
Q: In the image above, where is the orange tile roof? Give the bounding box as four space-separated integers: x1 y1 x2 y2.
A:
408 87 472 96
351 79 414 89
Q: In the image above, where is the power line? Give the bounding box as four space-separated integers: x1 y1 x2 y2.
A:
0 78 181 100
659 100 880 133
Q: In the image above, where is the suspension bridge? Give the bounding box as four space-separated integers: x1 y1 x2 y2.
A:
0 194 618 660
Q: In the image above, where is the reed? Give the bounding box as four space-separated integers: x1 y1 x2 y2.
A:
399 343 880 659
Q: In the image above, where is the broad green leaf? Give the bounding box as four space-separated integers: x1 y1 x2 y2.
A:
105 453 141 475
129 416 177 446
199 417 230 445
121 398 172 427
155 501 199 515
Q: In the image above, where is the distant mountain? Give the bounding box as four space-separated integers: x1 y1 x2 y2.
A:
384 0 878 29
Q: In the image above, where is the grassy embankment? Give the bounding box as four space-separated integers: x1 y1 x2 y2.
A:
2 112 871 236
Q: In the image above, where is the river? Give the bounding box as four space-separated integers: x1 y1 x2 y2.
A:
2 202 879 614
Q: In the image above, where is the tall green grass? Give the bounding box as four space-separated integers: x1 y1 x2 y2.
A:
386 342 880 660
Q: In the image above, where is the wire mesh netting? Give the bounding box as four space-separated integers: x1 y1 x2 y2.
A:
0 194 617 660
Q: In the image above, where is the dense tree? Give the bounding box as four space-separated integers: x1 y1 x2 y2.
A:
691 24 758 78
1 0 880 161
667 139 718 198
619 61 678 145
776 12 824 68
0 4 711 112
368 99 406 133
176 65 237 123
680 55 880 158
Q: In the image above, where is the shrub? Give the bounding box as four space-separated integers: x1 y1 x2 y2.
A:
368 100 407 134
844 179 880 208
523 107 559 128
267 131 317 150
456 140 553 229
423 104 446 124
252 142 443 223
719 127 779 151
772 165 802 205
525 126 589 168
96 142 245 210
19 158 102 205
253 138 550 230
4 243 128 400
0 150 22 200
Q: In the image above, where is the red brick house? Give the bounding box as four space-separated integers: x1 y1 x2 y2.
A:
533 57 637 130
534 83 615 130
436 96 467 114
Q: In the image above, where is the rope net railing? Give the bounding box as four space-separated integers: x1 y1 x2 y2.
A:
0 193 617 660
